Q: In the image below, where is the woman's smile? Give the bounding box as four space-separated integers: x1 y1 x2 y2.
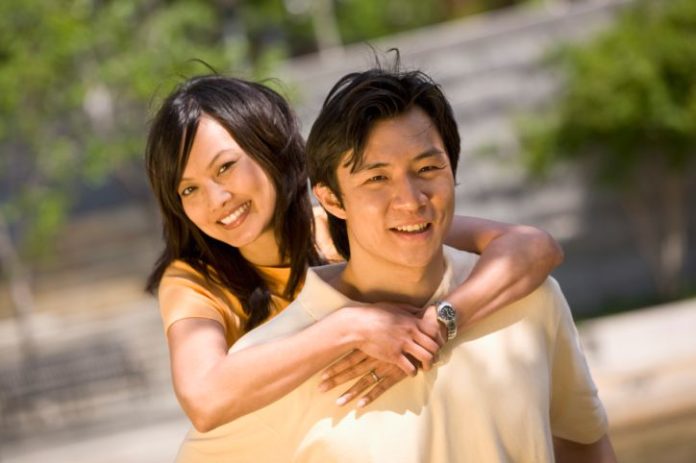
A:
219 201 251 228
180 115 278 257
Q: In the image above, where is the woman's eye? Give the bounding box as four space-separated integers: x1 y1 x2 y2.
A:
218 161 235 175
180 186 196 197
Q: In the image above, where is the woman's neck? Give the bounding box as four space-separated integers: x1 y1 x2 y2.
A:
239 228 285 267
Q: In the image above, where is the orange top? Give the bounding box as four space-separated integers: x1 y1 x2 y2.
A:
158 259 300 347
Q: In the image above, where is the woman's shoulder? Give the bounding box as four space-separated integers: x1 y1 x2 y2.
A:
159 259 228 304
158 259 247 344
163 258 202 278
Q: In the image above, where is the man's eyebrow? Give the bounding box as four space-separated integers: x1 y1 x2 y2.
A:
413 148 447 162
352 147 446 173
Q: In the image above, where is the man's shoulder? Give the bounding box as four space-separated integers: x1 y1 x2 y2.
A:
230 298 309 353
443 245 479 283
230 263 349 353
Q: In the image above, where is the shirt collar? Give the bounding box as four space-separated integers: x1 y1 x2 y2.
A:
297 247 459 321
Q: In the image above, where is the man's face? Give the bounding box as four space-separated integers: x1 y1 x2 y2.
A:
329 106 455 271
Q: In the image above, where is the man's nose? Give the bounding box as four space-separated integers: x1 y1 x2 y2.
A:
392 176 426 211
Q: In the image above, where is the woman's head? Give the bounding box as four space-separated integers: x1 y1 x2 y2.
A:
146 75 306 258
145 75 321 330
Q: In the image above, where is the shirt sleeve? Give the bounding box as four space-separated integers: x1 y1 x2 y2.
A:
158 261 245 345
548 278 609 444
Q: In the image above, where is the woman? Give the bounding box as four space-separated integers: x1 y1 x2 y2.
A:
145 75 562 433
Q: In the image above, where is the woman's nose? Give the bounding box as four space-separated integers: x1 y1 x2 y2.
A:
207 182 232 209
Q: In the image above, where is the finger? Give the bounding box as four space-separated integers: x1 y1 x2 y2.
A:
413 329 442 354
335 369 382 406
319 357 378 392
356 368 407 408
396 355 418 376
321 350 368 382
403 342 435 371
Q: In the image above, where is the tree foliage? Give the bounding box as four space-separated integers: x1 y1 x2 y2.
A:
519 0 696 296
0 0 235 256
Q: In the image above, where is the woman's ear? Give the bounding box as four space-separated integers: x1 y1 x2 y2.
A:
312 184 347 220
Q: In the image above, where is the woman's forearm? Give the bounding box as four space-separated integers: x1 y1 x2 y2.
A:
443 216 563 329
169 304 438 432
169 313 360 432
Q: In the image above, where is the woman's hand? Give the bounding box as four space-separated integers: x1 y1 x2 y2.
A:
318 351 406 408
313 205 343 262
336 303 444 376
320 304 447 407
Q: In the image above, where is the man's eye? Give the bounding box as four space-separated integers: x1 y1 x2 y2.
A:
366 175 387 183
419 165 444 173
218 161 235 175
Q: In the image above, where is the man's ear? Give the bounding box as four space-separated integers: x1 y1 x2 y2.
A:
312 184 347 220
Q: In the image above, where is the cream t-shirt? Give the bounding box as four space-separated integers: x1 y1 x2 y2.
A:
176 247 608 462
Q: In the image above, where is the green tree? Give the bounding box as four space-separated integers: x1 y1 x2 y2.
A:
519 0 696 297
0 0 237 346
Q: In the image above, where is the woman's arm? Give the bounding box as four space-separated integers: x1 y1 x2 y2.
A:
318 215 563 405
443 215 564 328
167 303 440 432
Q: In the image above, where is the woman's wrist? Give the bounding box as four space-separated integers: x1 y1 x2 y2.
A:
327 306 367 351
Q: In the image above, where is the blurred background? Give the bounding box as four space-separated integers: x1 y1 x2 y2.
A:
0 0 694 461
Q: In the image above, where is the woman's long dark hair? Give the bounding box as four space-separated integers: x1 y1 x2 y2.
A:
145 75 323 331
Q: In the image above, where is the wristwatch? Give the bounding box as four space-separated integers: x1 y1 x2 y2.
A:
435 300 457 341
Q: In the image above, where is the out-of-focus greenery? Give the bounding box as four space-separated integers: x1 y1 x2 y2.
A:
0 0 235 257
518 0 696 297
242 0 523 57
0 0 532 314
0 0 526 262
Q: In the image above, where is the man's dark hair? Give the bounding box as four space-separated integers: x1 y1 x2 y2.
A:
306 60 460 260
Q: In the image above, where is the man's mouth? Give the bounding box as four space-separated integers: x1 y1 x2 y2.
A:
219 201 250 226
391 222 431 233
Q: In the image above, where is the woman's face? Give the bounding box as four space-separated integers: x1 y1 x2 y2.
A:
178 115 277 261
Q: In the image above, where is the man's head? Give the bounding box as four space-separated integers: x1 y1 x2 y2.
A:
307 65 460 270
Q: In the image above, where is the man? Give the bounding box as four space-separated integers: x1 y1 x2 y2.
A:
176 66 616 462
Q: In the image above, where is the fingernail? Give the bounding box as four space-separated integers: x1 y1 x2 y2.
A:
318 382 328 392
321 372 329 380
357 398 368 408
336 394 350 406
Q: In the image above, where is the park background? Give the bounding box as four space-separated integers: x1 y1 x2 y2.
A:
0 0 694 461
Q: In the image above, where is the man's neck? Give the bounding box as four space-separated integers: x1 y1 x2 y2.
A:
331 250 446 308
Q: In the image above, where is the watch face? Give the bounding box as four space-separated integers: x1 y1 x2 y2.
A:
438 304 456 321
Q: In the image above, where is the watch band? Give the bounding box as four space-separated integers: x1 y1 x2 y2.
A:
435 300 457 341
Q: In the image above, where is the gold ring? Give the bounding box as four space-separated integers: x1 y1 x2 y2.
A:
370 370 380 383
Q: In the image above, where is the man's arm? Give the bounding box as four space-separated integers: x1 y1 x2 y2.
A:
553 435 617 463
443 215 564 329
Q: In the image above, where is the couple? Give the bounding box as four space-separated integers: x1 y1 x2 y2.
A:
146 62 615 462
